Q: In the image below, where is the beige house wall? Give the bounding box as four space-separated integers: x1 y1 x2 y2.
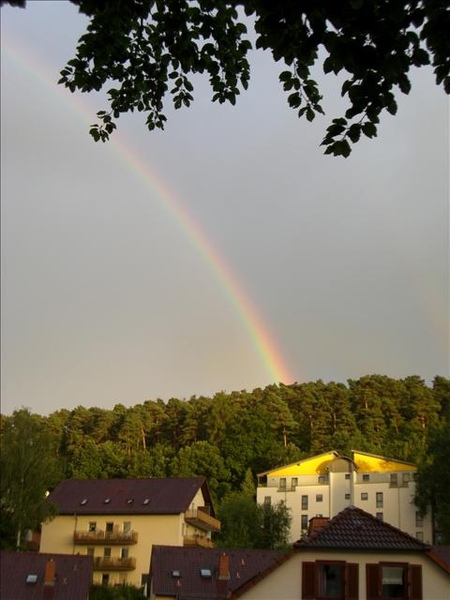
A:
41 513 183 587
236 550 450 600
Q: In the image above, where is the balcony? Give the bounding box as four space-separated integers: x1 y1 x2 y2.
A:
74 530 138 545
93 556 136 571
183 534 215 548
185 509 221 532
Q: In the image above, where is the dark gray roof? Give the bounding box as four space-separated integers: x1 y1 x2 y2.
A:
0 552 93 600
47 477 214 515
150 545 284 599
294 505 430 551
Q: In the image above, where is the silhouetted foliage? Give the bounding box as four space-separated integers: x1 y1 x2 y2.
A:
2 0 449 155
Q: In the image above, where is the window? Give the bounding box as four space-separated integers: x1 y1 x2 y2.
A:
376 492 383 508
318 475 328 484
302 495 308 510
415 512 423 528
264 496 271 506
361 493 368 501
390 473 398 487
402 473 411 485
121 548 129 559
141 574 149 587
123 521 131 533
416 531 423 541
345 493 351 500
87 548 94 556
103 548 111 558
366 563 422 600
88 522 97 532
363 474 370 482
376 512 384 521
291 477 298 489
301 514 308 530
302 561 358 599
316 494 323 502
345 473 350 480
106 522 114 533
318 563 343 598
101 574 109 585
279 477 286 489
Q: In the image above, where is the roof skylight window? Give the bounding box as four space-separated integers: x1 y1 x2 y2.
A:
172 570 181 577
200 569 212 578
26 574 38 584
143 498 150 505
80 498 88 505
104 498 111 504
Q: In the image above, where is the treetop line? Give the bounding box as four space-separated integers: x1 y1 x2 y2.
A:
2 0 449 155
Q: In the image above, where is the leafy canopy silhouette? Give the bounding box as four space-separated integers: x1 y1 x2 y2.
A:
3 0 449 156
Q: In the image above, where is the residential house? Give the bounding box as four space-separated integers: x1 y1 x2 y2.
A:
148 545 284 599
0 551 93 600
230 506 450 600
40 477 220 588
257 450 433 543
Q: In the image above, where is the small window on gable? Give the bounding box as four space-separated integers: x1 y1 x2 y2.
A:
390 473 398 487
291 477 298 489
279 477 286 489
362 474 370 482
318 475 328 484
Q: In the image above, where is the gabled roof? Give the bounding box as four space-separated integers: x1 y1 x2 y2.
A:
294 505 429 551
150 545 284 599
257 451 340 477
0 551 93 600
47 477 214 516
427 546 450 574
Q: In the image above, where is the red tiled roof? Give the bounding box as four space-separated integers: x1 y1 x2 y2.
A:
150 545 284 599
0 552 93 600
294 505 430 551
47 477 213 515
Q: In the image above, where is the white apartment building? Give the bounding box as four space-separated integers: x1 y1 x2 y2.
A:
256 450 433 544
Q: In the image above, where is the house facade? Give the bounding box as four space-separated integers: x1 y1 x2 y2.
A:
40 477 220 588
230 507 450 600
256 450 433 544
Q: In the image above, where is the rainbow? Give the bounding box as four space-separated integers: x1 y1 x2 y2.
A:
2 33 295 387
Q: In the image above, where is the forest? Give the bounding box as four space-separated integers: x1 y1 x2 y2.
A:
1 374 450 550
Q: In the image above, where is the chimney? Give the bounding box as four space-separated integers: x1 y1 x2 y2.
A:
308 516 329 535
218 553 230 581
44 559 56 586
43 559 55 600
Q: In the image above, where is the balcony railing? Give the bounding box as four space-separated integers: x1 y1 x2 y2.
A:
185 509 221 532
183 534 215 548
93 557 136 571
74 530 138 545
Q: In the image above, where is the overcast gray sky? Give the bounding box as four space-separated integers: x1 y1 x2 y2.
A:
1 1 449 416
